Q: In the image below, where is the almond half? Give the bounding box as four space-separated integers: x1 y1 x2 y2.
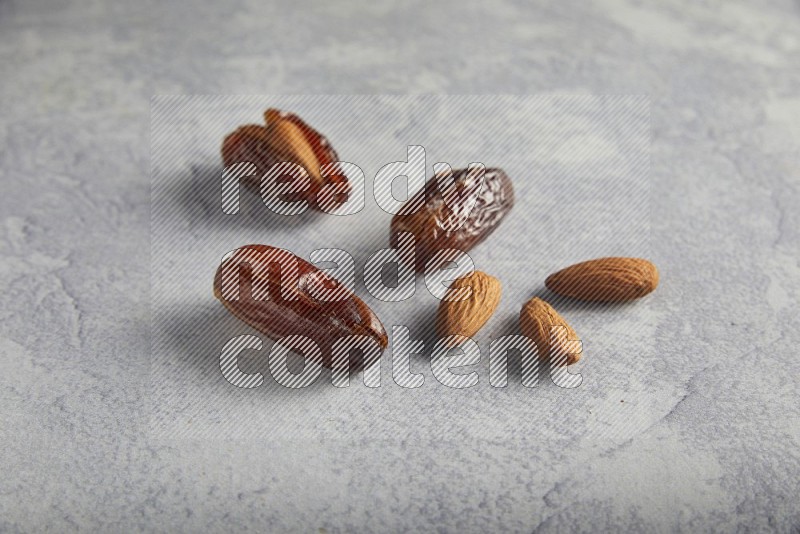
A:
520 297 582 366
545 257 658 302
436 271 502 347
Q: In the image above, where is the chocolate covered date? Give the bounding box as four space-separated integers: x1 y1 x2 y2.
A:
390 167 515 272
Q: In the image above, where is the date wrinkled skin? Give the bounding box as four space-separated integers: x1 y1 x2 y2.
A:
390 167 515 271
214 245 388 368
221 109 350 210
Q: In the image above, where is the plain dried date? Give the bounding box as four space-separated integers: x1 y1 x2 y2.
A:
390 167 515 272
214 245 388 368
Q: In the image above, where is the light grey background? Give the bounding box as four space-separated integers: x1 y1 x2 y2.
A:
151 95 649 439
1 1 799 532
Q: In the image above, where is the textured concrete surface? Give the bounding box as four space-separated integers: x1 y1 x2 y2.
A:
1 0 799 532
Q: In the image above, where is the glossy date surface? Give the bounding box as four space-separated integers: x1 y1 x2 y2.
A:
390 167 515 272
214 244 387 368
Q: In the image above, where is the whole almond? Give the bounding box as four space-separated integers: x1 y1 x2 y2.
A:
264 118 323 183
519 297 582 366
436 271 502 346
545 257 658 302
